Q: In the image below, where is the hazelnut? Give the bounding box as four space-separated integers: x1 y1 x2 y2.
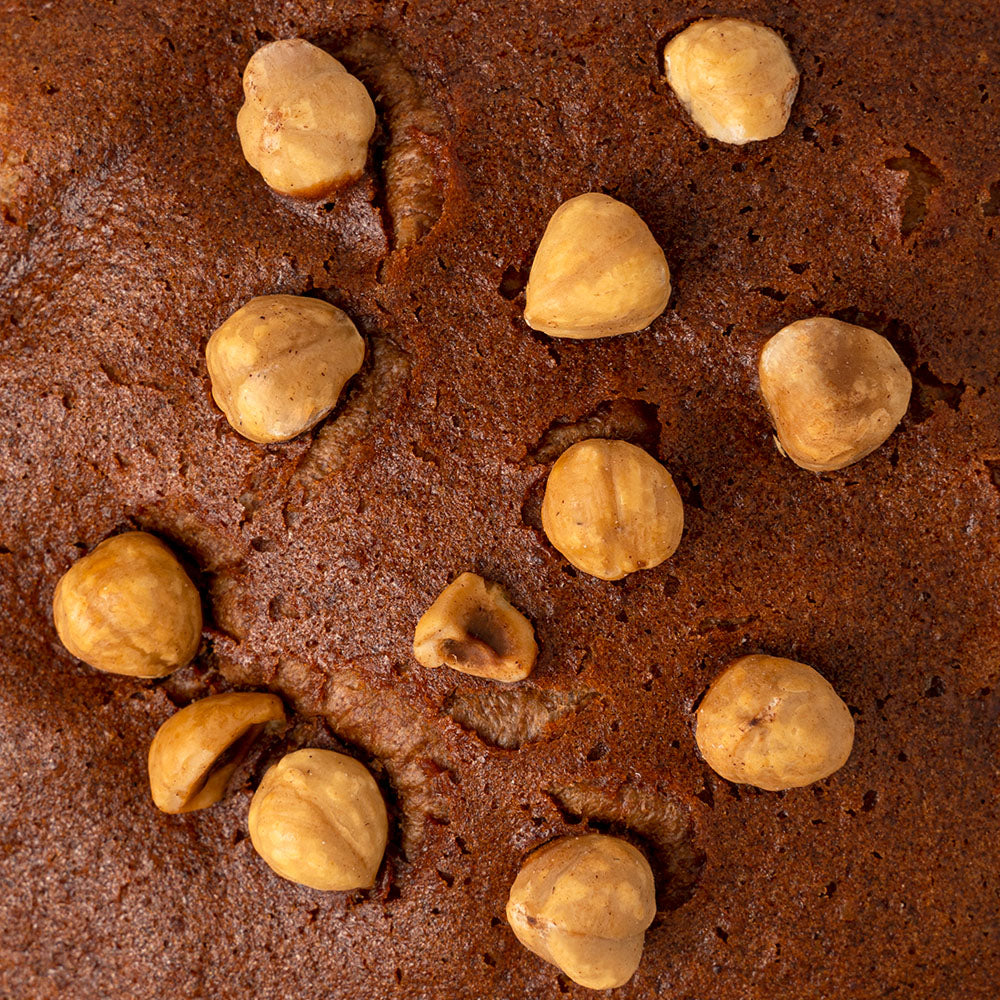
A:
506 833 656 990
541 439 683 581
206 294 365 444
236 38 376 199
148 692 286 814
413 573 537 683
758 317 912 472
53 532 202 678
663 19 799 145
696 654 855 791
248 748 388 891
523 193 671 340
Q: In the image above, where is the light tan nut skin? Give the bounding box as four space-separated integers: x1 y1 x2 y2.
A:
541 439 684 581
524 193 671 339
206 294 366 445
696 654 855 791
237 38 376 199
52 532 202 679
758 317 912 472
413 572 538 682
506 833 656 991
663 19 800 145
148 693 286 814
248 748 388 891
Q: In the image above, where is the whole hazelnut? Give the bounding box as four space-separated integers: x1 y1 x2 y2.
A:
696 654 855 791
148 692 286 814
237 38 376 199
506 833 656 990
206 294 365 444
53 532 202 678
663 18 799 145
758 316 912 472
524 193 671 339
248 748 388 891
413 572 537 683
541 439 683 581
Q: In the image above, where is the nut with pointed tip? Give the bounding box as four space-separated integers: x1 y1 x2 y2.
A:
542 439 683 581
148 692 285 814
206 294 365 444
696 654 855 791
413 572 537 682
523 193 671 339
248 748 388 891
663 19 799 145
237 38 376 199
506 833 656 990
758 317 912 472
53 532 202 678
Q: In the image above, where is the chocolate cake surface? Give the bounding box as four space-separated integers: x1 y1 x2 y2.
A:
2 1 1000 997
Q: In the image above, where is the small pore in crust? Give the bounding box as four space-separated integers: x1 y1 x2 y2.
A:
884 145 944 239
983 180 1000 217
525 398 661 465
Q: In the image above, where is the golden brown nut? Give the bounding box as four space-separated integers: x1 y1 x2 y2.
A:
206 294 365 444
248 748 388 891
663 18 799 145
148 692 286 814
758 317 912 472
52 532 202 678
696 654 855 791
236 38 376 199
523 193 671 339
541 439 683 581
506 833 656 990
413 573 537 682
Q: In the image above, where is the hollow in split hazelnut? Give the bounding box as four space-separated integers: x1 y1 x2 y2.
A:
663 19 799 145
248 748 388 891
413 572 537 682
541 439 683 581
506 833 656 990
758 316 912 471
53 532 202 678
696 654 855 791
237 38 376 198
524 193 671 339
148 692 286 814
206 294 365 444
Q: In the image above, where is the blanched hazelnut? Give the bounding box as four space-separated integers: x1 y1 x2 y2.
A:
523 193 671 340
541 439 683 581
53 532 202 678
148 692 285 814
696 654 854 791
506 833 656 990
663 19 799 145
206 294 365 444
237 38 376 198
413 572 537 682
758 317 912 472
248 748 388 891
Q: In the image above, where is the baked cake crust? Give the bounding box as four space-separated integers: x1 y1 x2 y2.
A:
2 1 1000 997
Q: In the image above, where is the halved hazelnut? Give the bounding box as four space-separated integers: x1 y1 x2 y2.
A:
148 692 286 814
413 573 538 682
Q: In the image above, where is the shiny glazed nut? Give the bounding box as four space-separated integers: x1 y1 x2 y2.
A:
248 748 388 891
758 317 912 471
506 833 656 990
148 692 286 814
206 294 366 444
52 532 202 678
523 193 671 339
663 18 799 144
413 572 537 682
696 654 855 791
541 439 683 581
237 38 376 198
